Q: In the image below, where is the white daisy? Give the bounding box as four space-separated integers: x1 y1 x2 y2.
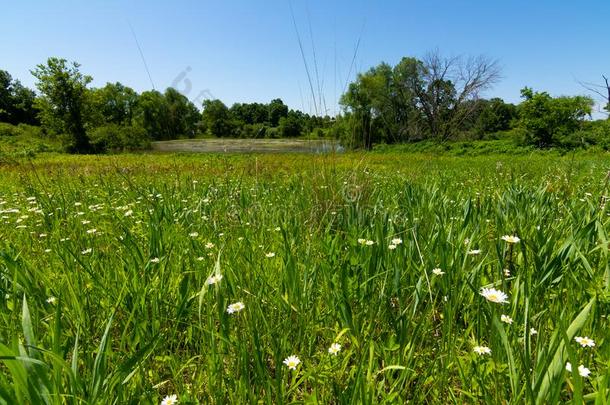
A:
480 288 509 304
161 394 178 405
473 345 491 355
575 336 595 348
501 235 520 244
283 355 301 370
227 302 245 314
328 343 341 355
500 314 513 324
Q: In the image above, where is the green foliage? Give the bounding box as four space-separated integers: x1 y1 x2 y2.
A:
278 114 302 137
135 89 199 141
88 82 139 127
0 70 39 125
201 99 236 137
473 98 518 137
517 87 594 147
341 53 501 147
0 123 60 159
31 58 93 153
267 98 289 126
88 124 150 153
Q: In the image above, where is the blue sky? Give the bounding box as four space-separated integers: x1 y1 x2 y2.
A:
2 0 609 115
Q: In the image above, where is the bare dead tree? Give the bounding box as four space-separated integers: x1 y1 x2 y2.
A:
418 50 502 140
578 75 610 115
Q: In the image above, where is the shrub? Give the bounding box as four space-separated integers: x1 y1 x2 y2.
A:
0 122 21 137
89 124 150 153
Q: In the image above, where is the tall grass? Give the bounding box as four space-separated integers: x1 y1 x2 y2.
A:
0 152 608 403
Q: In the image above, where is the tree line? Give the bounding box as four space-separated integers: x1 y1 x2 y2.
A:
337 51 609 149
1 53 609 153
0 58 331 153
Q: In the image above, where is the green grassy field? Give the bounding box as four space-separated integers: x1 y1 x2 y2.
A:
0 151 609 404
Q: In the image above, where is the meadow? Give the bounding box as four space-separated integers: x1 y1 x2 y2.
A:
0 151 609 404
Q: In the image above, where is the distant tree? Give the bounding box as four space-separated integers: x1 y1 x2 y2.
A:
407 51 501 141
578 75 610 116
0 69 38 125
31 58 93 152
201 99 235 137
340 52 501 147
231 102 268 125
473 98 518 136
164 88 200 138
135 90 170 140
89 82 139 126
518 87 593 147
278 113 303 137
268 98 288 126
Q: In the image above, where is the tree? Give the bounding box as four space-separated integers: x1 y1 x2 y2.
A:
164 88 200 138
0 70 38 125
268 98 288 127
408 51 501 141
31 58 93 152
278 112 303 137
89 82 139 126
518 87 593 147
135 90 170 140
340 52 501 147
578 75 610 116
201 99 235 137
473 98 517 136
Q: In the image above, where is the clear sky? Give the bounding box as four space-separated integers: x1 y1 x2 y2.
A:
2 0 609 115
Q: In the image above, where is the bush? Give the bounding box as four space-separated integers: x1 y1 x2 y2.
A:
517 87 593 147
89 124 150 153
238 123 267 139
0 122 21 137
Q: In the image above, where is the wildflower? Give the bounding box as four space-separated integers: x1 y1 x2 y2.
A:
365 240 374 246
227 302 245 314
357 238 366 245
46 296 57 304
328 343 341 355
275 227 281 231
189 232 199 237
81 248 92 255
206 274 223 285
432 268 445 276
468 249 482 255
283 355 301 370
578 365 591 378
265 252 275 258
391 238 403 245
473 346 491 355
86 228 97 234
161 394 178 405
150 257 160 263
205 242 215 249
501 235 520 244
530 328 537 336
500 314 513 324
480 288 509 304
124 210 133 217
388 244 397 250
503 268 511 277
566 362 572 372
575 336 595 348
